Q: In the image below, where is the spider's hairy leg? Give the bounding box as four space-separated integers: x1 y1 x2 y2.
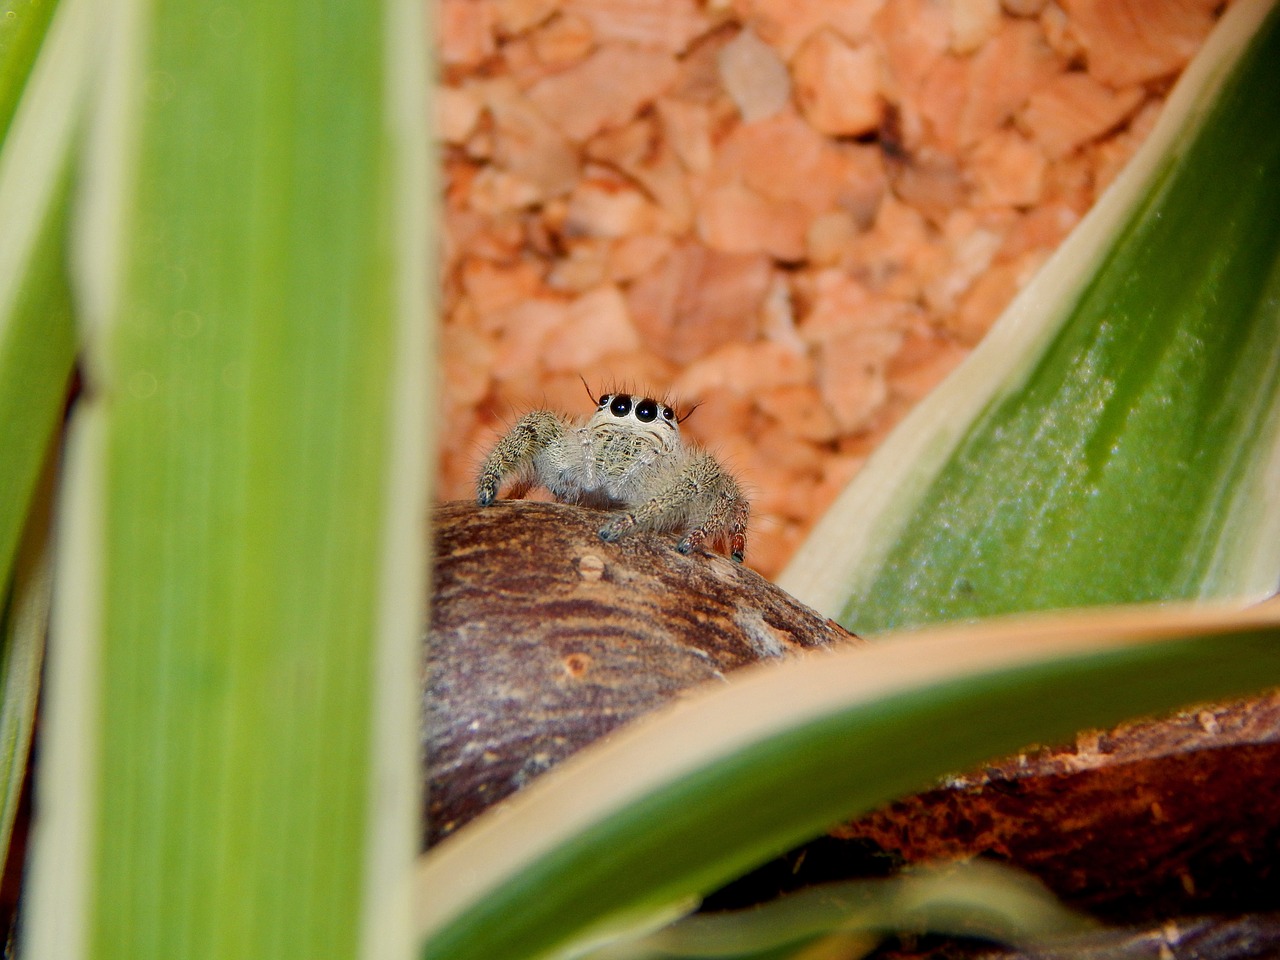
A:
597 464 696 543
677 487 749 562
597 480 675 543
476 410 569 506
597 515 633 543
671 455 749 562
599 451 749 561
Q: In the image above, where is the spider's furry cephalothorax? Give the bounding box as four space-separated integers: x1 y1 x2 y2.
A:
476 392 749 562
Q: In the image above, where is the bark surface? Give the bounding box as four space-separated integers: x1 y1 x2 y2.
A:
423 499 858 845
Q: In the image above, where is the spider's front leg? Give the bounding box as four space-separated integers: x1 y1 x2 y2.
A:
601 452 750 563
675 464 749 563
677 492 749 563
597 477 683 543
476 410 568 506
597 512 636 542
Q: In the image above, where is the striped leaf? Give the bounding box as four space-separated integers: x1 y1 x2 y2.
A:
23 0 432 958
777 0 1280 632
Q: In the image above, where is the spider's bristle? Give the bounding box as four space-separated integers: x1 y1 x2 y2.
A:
675 400 702 424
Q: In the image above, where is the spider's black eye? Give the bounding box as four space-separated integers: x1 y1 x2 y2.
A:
661 406 674 421
598 394 610 408
610 395 632 417
635 399 658 422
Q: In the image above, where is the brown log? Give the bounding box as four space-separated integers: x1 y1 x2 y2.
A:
1010 914 1280 960
829 694 1280 922
705 693 1280 930
878 913 1280 960
422 499 859 846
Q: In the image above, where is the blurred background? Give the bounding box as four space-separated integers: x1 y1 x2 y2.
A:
434 0 1223 578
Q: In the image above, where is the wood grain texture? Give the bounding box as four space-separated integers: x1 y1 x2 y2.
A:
878 913 1280 960
422 499 859 846
836 694 1280 921
705 692 1280 945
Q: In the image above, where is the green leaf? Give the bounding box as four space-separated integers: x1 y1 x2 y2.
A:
23 0 433 958
777 0 1280 632
0 0 60 144
417 604 1280 960
0 438 55 875
584 860 1091 960
0 0 76 607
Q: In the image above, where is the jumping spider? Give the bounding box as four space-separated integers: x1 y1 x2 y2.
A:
476 391 749 562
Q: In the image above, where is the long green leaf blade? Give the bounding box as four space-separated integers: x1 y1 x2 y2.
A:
778 0 1280 631
24 0 432 957
0 0 60 143
586 861 1090 960
0 441 55 876
0 0 77 606
418 604 1280 960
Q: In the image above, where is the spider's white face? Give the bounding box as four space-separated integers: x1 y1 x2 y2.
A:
587 394 680 440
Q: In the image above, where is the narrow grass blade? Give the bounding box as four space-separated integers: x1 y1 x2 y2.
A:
778 0 1280 631
417 604 1280 960
24 1 432 959
0 0 78 604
